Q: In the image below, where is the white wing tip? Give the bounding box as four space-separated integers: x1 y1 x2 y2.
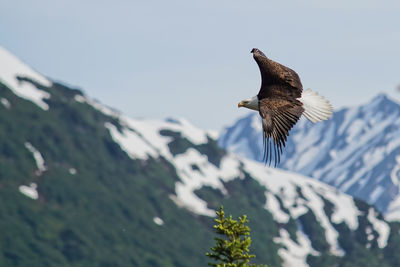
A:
299 89 333 123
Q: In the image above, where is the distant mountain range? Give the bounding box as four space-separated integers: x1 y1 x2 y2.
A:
219 90 400 221
1 46 400 267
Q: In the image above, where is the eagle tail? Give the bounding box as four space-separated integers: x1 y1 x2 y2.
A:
299 89 333 123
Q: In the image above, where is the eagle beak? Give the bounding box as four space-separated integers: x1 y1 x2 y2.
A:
238 101 244 108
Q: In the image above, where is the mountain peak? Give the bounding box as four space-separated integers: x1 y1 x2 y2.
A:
367 93 399 110
371 92 388 103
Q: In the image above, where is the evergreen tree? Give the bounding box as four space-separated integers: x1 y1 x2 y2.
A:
206 206 267 267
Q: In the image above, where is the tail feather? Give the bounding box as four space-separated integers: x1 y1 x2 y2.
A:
299 89 333 123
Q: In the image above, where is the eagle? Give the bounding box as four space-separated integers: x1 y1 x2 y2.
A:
238 48 332 166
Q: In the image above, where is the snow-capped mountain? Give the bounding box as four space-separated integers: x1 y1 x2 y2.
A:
219 94 400 221
92 98 394 267
1 45 400 267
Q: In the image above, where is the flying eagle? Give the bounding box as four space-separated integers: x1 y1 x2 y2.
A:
238 48 332 166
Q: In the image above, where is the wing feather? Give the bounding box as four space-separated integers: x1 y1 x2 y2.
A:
258 98 304 166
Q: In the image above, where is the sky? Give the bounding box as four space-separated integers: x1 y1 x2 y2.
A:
1 0 400 130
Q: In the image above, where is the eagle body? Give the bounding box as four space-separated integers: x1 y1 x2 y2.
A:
238 48 332 166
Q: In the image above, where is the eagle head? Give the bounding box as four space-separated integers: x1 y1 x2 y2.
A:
238 95 259 111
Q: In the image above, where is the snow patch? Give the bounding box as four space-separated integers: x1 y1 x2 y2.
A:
25 142 47 175
0 46 51 110
274 228 319 267
316 187 360 230
166 118 209 145
369 186 385 203
387 156 400 221
366 226 374 246
338 107 358 134
390 155 400 187
173 149 241 216
153 217 164 226
345 119 364 143
362 146 385 167
105 122 158 160
386 138 400 155
74 94 120 118
1 98 11 109
19 183 38 200
69 168 77 175
206 129 219 140
265 192 290 223
367 208 390 248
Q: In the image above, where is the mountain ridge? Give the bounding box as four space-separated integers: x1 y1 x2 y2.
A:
1 46 400 267
219 92 400 222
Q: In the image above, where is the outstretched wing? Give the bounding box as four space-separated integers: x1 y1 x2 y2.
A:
269 58 303 90
253 52 303 99
258 97 304 166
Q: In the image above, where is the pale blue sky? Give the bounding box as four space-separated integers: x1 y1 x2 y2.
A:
1 0 400 130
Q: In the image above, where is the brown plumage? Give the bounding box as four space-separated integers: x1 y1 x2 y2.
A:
252 48 304 166
238 48 333 166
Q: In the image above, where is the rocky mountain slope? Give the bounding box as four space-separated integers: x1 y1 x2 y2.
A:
219 94 400 221
1 46 400 267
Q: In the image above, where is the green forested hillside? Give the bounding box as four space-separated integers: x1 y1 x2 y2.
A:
0 81 215 266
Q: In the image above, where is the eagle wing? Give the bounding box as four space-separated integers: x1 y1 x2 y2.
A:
269 59 303 90
253 53 303 99
258 97 304 166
